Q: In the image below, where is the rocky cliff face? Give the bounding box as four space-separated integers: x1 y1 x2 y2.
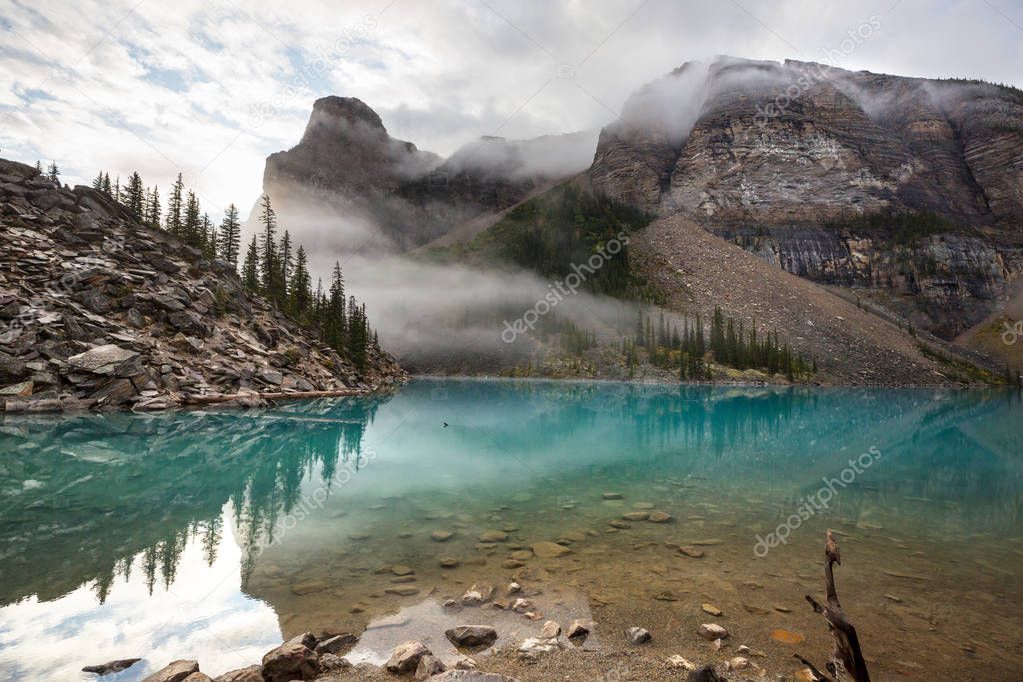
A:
589 57 1023 338
0 158 403 412
262 97 595 252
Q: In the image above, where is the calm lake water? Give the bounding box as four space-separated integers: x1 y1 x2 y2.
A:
1 379 1021 680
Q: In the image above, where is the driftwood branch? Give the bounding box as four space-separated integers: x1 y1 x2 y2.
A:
799 530 870 682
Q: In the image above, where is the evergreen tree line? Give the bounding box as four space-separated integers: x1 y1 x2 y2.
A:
241 194 378 370
632 308 815 381
92 169 379 369
92 169 243 265
707 307 814 380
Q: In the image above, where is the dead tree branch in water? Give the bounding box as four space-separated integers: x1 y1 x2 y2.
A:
797 529 871 682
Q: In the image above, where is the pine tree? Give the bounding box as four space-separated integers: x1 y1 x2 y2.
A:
201 213 216 260
218 203 242 266
242 235 260 291
183 191 201 248
34 160 43 173
146 186 161 229
166 173 185 237
101 173 112 196
91 171 105 191
290 246 313 319
258 194 278 299
47 161 60 184
278 230 293 300
324 262 346 350
125 171 145 216
112 175 120 202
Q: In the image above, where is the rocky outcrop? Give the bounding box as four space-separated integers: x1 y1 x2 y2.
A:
261 97 594 252
0 158 403 411
588 57 1023 339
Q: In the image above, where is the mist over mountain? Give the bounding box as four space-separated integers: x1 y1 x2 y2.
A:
254 56 1022 383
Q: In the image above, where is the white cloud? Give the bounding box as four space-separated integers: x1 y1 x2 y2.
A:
0 0 1018 223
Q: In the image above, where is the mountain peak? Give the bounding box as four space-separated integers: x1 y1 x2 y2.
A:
300 96 386 144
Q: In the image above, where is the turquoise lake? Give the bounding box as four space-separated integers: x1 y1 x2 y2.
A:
0 379 1021 680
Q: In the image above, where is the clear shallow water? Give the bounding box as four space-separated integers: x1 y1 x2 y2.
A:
0 380 1021 680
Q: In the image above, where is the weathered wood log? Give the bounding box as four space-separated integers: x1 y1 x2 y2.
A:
798 529 871 681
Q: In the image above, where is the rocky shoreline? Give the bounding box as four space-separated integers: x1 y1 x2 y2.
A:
86 580 763 682
0 158 404 413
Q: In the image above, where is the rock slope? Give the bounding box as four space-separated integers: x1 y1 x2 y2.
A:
590 57 1023 339
0 158 403 412
630 214 950 384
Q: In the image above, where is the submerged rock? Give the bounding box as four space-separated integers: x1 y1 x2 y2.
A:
701 603 723 616
626 627 652 644
314 633 358 655
530 541 571 558
567 620 590 639
698 623 730 640
540 621 561 639
461 584 494 606
446 625 498 648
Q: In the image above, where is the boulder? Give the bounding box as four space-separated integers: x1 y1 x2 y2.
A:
384 640 432 674
445 625 498 648
140 660 199 682
314 633 358 655
182 675 213 682
260 639 319 682
211 666 263 682
67 344 139 375
0 381 32 397
414 654 446 680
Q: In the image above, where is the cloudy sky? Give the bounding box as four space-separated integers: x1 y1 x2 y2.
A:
1 0 1020 220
